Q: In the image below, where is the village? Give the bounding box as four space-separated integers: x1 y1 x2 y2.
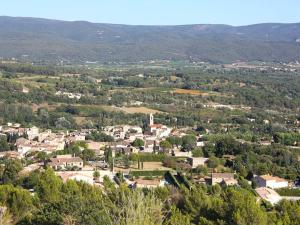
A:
1 2 300 222
1 113 299 206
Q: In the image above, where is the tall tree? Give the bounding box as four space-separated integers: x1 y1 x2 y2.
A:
2 159 23 184
0 136 9 152
36 168 63 204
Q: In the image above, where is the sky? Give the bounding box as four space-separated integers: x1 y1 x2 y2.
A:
1 0 300 26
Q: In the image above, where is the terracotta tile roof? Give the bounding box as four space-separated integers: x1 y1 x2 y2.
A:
150 124 163 128
16 137 31 145
56 172 93 183
0 151 21 158
212 173 234 179
260 175 287 183
48 156 83 166
255 187 281 205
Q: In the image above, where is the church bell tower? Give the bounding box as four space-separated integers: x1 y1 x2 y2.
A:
149 113 154 126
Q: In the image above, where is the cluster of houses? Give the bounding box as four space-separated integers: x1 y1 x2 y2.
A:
0 124 87 158
185 156 298 205
0 116 174 183
16 128 65 157
103 114 184 155
0 114 207 161
1 117 299 205
103 114 205 157
103 125 143 141
252 174 300 205
104 114 172 142
55 91 83 100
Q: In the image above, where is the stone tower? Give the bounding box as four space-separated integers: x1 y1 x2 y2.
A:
149 113 154 126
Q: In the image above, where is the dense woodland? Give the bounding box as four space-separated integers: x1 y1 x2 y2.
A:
0 166 299 225
1 17 300 63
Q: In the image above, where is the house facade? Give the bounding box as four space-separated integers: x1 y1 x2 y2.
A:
187 157 209 168
26 126 39 140
211 173 237 186
255 175 288 189
133 179 163 189
48 155 83 170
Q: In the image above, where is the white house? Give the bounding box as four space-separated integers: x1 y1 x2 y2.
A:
57 172 94 185
55 91 83 100
57 169 114 185
133 179 164 189
26 126 39 140
104 125 143 140
211 173 238 186
15 137 37 156
172 150 192 157
187 157 209 168
196 141 205 147
38 129 52 142
69 174 94 184
148 114 171 138
255 175 288 189
48 155 84 170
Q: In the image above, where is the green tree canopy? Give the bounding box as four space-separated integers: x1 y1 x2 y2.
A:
132 138 145 147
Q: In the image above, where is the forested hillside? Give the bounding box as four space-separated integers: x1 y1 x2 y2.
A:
0 16 300 63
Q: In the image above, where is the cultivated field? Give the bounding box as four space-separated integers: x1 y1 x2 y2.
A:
173 88 209 96
74 116 89 125
30 103 61 112
118 106 162 114
29 103 163 116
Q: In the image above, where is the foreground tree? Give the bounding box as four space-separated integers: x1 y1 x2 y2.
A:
166 206 192 225
225 188 268 225
0 206 13 225
275 200 300 225
0 185 35 223
114 189 163 225
36 168 63 204
2 159 23 184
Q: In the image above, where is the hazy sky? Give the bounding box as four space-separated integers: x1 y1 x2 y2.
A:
1 0 300 25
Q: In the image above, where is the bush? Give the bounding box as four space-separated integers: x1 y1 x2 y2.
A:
86 131 114 142
130 170 168 177
192 148 203 157
276 188 300 196
207 156 220 168
134 153 166 162
132 138 145 147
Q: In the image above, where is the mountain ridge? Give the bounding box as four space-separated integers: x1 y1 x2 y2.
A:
0 16 300 63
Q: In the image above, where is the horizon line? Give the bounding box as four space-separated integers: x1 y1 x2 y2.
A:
1 15 300 27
